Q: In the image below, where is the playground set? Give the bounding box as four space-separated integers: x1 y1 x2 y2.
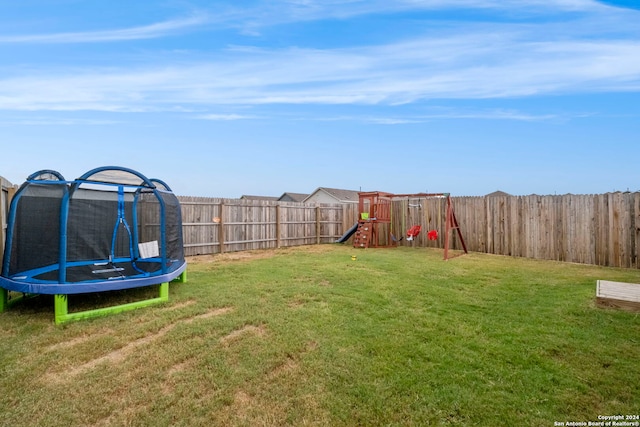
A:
338 191 467 260
0 166 187 324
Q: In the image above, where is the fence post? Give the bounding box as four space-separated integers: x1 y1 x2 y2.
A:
219 201 225 254
1 177 17 269
316 206 321 245
276 204 281 249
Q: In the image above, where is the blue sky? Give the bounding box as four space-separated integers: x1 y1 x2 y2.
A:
1 0 639 198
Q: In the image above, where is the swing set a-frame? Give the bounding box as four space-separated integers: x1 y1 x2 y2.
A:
351 191 467 260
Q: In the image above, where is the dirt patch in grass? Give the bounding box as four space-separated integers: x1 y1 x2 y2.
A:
60 324 176 380
162 300 196 311
228 390 255 424
213 339 322 425
183 307 234 323
267 355 299 379
268 340 318 380
161 358 196 396
167 359 194 376
188 250 280 264
219 324 267 346
44 307 234 384
94 404 143 427
45 328 114 352
288 299 304 309
187 245 337 265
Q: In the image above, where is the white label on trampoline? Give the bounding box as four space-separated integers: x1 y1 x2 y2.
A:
138 240 159 258
93 267 125 274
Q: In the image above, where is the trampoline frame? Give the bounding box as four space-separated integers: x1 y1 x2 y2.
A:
0 269 186 324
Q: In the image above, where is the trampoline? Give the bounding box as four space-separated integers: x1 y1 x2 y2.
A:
0 166 187 323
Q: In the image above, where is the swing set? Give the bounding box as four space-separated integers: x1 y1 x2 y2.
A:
351 191 467 260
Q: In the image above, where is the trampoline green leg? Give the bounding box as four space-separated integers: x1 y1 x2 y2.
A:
159 282 169 300
54 294 69 324
54 283 171 325
0 288 7 312
173 270 187 284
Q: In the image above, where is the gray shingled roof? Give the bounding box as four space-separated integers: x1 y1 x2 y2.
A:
485 190 511 197
322 187 360 202
278 192 310 202
240 195 279 201
304 187 360 203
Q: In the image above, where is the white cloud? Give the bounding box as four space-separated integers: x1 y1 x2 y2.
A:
0 0 625 47
196 114 257 120
0 117 120 126
315 108 567 124
220 0 609 32
1 31 639 112
0 14 208 44
0 1 638 112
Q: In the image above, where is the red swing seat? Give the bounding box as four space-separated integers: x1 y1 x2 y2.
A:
406 225 421 240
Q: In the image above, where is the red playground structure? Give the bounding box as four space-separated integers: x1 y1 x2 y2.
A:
350 191 467 260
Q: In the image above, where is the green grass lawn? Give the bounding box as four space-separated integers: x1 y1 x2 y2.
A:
1 245 639 426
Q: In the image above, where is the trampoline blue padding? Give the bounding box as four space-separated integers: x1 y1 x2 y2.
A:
0 260 186 295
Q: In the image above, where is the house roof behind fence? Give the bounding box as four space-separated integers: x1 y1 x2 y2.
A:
278 192 309 202
303 187 360 203
485 190 512 197
240 195 279 201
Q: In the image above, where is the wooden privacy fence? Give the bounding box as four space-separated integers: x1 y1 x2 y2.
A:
365 192 640 269
2 175 640 269
451 193 640 268
0 176 17 265
178 197 359 257
180 192 640 269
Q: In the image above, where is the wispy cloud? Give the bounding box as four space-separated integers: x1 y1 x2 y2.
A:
2 33 638 111
0 14 208 44
222 0 610 33
0 117 120 126
367 110 564 124
196 113 258 121
0 0 626 46
0 1 638 113
315 108 572 124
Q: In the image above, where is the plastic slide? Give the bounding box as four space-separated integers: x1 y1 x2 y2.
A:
335 222 359 243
